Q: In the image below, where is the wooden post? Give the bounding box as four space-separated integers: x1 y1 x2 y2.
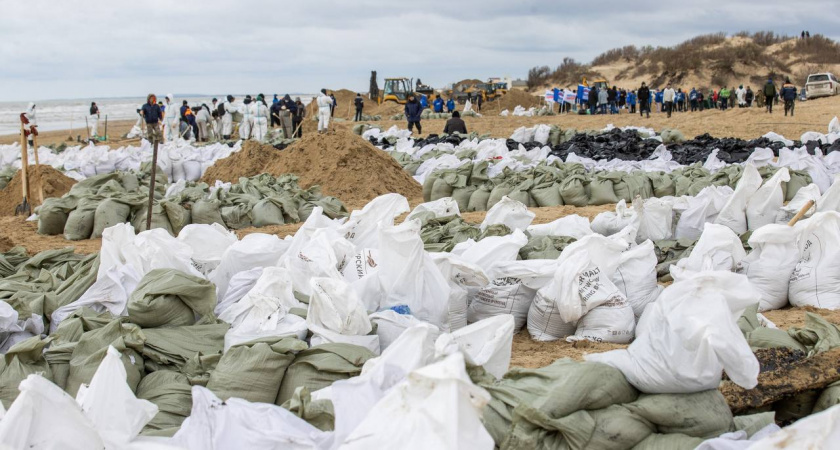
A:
19 123 30 208
32 133 39 166
788 200 815 226
146 137 159 231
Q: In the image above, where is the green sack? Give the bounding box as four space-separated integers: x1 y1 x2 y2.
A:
468 185 492 212
452 185 478 212
136 370 193 432
140 323 228 370
624 390 734 438
206 337 307 403
0 336 53 408
191 199 225 226
422 171 442 202
559 175 589 207
127 269 217 328
589 173 621 205
221 203 252 230
632 433 704 450
37 196 78 236
91 198 133 239
647 172 676 198
131 202 174 235
813 380 840 414
530 184 563 207
64 197 101 241
276 343 375 406
281 386 336 431
65 320 145 397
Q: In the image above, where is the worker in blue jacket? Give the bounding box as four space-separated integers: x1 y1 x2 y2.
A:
654 89 664 113
405 95 424 133
626 91 637 114
420 94 429 109
446 98 455 113
433 95 445 113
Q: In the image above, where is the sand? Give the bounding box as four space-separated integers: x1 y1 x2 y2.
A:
0 165 76 216
261 129 423 205
200 140 278 184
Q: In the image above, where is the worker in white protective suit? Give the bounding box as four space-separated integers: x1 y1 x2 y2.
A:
23 102 38 146
195 104 214 142
163 94 181 142
239 95 254 140
316 88 332 133
221 95 236 139
89 102 100 138
251 94 270 141
735 85 747 108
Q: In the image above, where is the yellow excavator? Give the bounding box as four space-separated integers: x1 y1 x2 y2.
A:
582 76 610 91
379 77 435 104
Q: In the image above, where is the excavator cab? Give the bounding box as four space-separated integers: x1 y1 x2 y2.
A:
382 77 413 104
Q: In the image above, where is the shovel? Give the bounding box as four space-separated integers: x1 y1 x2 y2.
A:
787 200 815 227
14 123 31 216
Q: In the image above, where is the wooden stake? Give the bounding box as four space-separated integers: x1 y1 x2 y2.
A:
146 137 159 231
32 133 39 166
787 200 816 226
19 123 30 210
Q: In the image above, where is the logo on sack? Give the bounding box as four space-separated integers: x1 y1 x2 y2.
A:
366 251 377 268
297 252 312 262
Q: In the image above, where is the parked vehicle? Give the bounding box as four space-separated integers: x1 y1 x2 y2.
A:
805 73 839 99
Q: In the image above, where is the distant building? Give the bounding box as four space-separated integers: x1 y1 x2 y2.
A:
511 79 528 90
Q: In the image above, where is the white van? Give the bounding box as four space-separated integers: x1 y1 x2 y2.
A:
805 73 839 99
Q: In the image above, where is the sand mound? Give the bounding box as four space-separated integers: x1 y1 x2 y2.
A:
262 129 422 205
201 141 278 184
0 166 76 216
494 89 545 112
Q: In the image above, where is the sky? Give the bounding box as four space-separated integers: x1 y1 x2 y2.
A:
1 0 838 101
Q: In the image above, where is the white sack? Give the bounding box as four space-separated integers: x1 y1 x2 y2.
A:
338 193 410 248
736 224 799 311
746 167 790 230
469 259 558 332
586 272 760 394
479 196 535 232
435 314 515 379
177 223 238 275
788 211 840 309
670 223 746 281
528 214 594 239
715 163 762 234
307 277 379 353
612 240 661 318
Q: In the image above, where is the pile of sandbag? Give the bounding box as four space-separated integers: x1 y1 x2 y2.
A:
37 170 348 241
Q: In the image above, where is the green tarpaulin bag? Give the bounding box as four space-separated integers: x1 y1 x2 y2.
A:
559 175 589 207
127 269 216 328
136 370 193 432
276 343 375 406
207 337 307 403
281 386 336 431
624 390 734 438
65 319 145 396
0 336 53 408
140 323 228 371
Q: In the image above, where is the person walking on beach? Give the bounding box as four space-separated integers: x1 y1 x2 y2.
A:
140 94 163 143
330 93 337 117
745 87 754 107
89 102 100 138
719 87 730 111
354 93 364 121
404 94 423 134
637 83 651 118
293 97 305 137
763 78 777 113
317 89 333 133
781 78 798 117
663 84 676 118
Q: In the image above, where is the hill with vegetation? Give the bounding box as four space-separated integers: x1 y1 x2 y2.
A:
528 31 840 90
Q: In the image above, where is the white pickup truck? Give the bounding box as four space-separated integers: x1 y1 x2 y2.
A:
805 73 839 99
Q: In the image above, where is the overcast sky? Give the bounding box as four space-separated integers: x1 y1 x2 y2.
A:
1 0 838 101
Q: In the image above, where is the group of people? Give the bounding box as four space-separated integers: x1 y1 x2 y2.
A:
137 91 329 144
552 76 801 119
402 93 467 135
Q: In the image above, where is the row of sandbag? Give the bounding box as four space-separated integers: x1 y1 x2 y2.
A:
419 159 813 212
36 170 348 241
389 109 480 121
3 196 840 447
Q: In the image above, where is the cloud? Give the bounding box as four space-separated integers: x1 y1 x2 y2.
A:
0 0 837 100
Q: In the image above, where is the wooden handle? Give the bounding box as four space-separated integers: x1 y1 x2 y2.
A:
32 134 39 165
19 123 29 202
787 200 815 226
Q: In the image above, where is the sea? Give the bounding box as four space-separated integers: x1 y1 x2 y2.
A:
0 95 315 136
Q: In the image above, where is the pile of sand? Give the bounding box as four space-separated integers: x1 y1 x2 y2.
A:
199 129 422 205
493 89 545 112
262 129 422 205
0 166 76 216
453 79 482 91
201 141 278 183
